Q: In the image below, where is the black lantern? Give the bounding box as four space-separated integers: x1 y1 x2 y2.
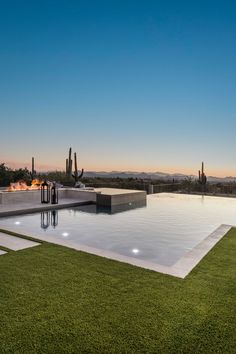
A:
51 182 58 204
51 210 58 228
41 211 50 230
41 180 50 204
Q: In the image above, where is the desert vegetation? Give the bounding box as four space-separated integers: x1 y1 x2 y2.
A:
1 162 236 195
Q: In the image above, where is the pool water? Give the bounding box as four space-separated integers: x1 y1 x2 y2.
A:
1 193 236 267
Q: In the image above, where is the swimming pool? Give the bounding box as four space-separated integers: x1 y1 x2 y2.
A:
0 193 235 277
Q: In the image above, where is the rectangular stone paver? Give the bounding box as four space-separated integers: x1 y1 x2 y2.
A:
0 232 40 251
0 249 7 255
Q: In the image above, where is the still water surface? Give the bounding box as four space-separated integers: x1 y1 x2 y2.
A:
1 193 236 266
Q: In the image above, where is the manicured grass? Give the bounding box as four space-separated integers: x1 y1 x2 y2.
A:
0 228 236 353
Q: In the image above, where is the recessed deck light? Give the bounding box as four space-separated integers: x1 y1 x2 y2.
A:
132 248 139 254
62 232 69 237
14 221 21 225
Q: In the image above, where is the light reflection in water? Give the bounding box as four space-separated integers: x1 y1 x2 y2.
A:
4 194 236 267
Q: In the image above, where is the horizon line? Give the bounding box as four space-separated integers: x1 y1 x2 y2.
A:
2 160 236 179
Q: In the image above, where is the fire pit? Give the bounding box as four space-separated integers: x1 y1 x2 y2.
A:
7 179 42 192
0 185 98 208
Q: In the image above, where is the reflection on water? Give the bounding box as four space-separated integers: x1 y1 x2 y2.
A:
51 210 58 228
41 210 58 230
40 200 146 230
41 211 50 230
5 193 236 267
73 199 147 215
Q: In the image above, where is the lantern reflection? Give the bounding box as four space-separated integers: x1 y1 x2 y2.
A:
41 210 59 230
41 211 50 230
51 210 58 228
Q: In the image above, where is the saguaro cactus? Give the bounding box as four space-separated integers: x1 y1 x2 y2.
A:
72 152 84 183
198 162 207 192
66 148 73 177
30 157 36 181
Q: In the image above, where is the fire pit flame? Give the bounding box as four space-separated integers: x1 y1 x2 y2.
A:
7 179 42 192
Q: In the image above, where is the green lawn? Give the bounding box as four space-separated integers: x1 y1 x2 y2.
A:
0 228 236 354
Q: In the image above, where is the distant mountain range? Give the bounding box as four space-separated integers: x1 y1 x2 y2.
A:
83 171 236 183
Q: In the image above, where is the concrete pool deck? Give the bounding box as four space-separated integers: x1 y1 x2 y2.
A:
0 188 146 217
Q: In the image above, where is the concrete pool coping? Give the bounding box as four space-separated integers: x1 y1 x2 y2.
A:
0 199 94 217
0 223 232 279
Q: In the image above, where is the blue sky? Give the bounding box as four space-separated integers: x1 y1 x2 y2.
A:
1 0 236 176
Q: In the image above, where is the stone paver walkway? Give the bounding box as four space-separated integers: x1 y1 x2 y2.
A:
0 249 7 255
0 232 40 251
